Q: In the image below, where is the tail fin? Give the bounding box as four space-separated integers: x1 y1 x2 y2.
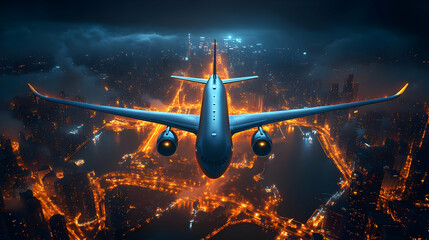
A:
213 39 216 77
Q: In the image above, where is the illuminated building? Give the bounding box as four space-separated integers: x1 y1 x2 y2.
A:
186 33 192 58
322 209 344 239
327 83 339 104
4 211 31 240
344 171 366 239
55 172 96 223
199 36 205 49
224 36 232 48
381 169 400 193
19 190 49 234
50 214 70 240
0 192 7 240
105 187 130 240
0 136 23 186
42 171 59 198
247 93 263 112
389 200 426 239
393 142 408 173
38 165 52 180
0 192 4 212
342 74 357 102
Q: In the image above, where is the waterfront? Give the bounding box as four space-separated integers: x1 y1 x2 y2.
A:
72 126 340 238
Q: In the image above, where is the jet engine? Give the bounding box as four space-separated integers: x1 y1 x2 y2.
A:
156 127 178 156
251 127 272 156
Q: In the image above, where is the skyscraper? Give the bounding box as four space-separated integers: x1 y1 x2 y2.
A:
343 171 366 239
20 190 51 239
342 74 354 102
328 83 340 104
54 172 96 223
185 33 192 58
4 211 30 240
0 191 8 240
105 187 130 240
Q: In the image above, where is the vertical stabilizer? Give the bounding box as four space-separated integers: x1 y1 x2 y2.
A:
213 39 216 77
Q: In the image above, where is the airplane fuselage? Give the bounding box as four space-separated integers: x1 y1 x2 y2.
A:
196 74 233 178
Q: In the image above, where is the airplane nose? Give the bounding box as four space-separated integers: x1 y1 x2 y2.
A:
201 160 228 179
196 138 232 179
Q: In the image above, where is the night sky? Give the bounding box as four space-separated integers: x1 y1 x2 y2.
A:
1 0 428 135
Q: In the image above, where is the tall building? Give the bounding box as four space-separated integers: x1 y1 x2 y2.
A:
352 82 359 101
224 36 232 48
328 83 339 104
0 191 9 240
0 192 4 212
20 190 45 225
343 172 366 240
49 214 70 240
20 190 51 239
323 209 344 239
105 187 130 240
342 74 354 102
185 33 192 58
342 74 359 102
4 211 30 240
55 172 96 223
381 169 400 193
0 136 23 186
199 36 205 49
42 171 58 198
248 93 264 112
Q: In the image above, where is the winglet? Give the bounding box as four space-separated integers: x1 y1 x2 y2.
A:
395 83 409 96
27 83 36 93
27 83 44 98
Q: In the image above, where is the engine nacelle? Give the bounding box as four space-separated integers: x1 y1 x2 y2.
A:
251 129 272 156
156 129 178 156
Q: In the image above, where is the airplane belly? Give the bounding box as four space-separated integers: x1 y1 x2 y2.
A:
195 77 233 178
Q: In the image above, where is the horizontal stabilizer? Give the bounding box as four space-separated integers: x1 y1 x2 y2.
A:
171 76 207 84
223 76 258 84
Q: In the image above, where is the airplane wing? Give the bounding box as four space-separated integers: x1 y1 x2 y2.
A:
229 84 408 135
28 84 200 134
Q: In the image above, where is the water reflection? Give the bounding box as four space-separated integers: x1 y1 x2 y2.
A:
72 126 340 237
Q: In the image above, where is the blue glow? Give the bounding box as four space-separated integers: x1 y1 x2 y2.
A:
69 124 83 135
303 51 307 55
92 131 103 144
184 57 189 61
228 35 232 39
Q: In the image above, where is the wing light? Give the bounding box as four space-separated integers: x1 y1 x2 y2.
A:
395 83 409 96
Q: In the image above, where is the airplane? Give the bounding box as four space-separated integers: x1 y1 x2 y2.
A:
28 39 408 179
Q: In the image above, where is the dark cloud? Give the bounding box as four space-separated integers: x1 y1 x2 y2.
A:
0 0 427 104
0 24 178 107
2 0 428 35
1 23 177 58
0 111 24 140
307 28 428 99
